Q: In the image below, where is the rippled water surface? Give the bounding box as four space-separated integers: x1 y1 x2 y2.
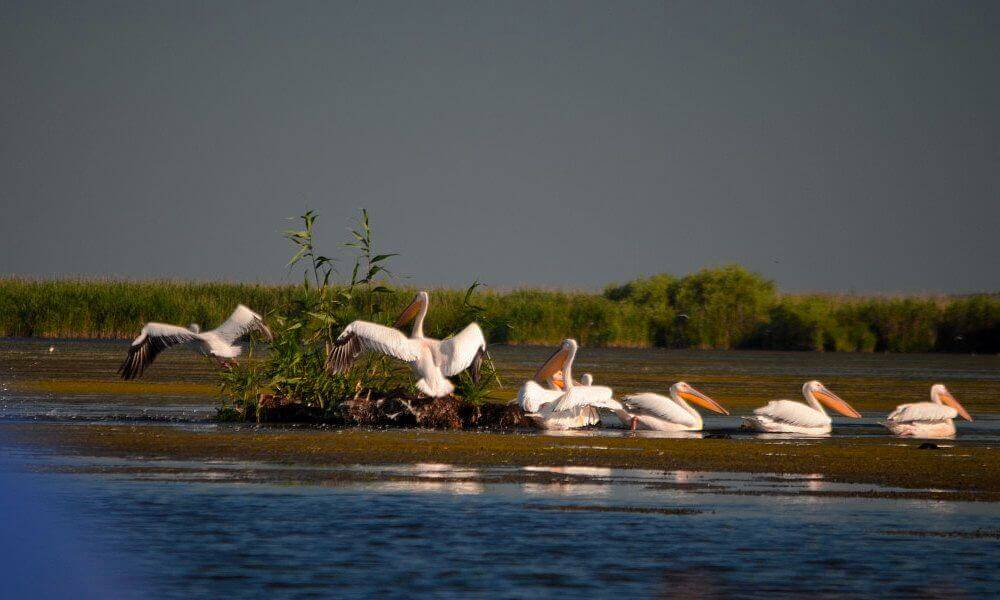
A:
2 339 999 597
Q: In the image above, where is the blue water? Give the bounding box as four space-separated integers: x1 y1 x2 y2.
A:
3 339 999 597
3 455 998 599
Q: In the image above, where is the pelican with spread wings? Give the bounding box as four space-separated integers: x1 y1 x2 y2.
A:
884 384 972 438
119 305 272 379
326 291 486 398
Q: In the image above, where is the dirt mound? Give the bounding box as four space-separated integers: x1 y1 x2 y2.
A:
255 390 531 430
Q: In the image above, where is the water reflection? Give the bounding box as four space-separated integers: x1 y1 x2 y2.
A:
376 480 485 495
522 466 613 477
5 452 999 597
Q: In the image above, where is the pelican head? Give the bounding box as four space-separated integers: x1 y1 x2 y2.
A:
393 290 430 329
803 380 860 418
534 338 578 385
188 324 201 334
931 383 972 421
580 373 593 386
671 381 729 415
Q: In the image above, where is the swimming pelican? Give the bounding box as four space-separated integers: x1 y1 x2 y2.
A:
326 291 486 398
519 339 621 430
741 380 861 434
514 357 593 413
884 384 972 438
615 382 729 431
119 305 272 380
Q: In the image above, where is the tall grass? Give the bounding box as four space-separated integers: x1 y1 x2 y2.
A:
1 273 997 354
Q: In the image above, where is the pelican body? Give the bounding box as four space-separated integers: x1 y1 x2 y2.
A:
741 381 861 435
515 372 602 430
884 384 972 438
119 305 272 380
515 370 594 413
615 382 729 431
517 339 621 430
327 291 486 398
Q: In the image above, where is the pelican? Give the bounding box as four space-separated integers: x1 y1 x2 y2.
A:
119 305 272 380
884 384 972 438
515 369 595 413
519 339 621 430
614 382 729 431
326 291 486 398
741 380 861 434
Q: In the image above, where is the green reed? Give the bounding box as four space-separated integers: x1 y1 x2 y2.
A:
1 268 996 355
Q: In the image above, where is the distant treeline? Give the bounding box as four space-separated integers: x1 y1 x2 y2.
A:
1 267 997 353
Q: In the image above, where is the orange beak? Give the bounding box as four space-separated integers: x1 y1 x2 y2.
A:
392 294 425 329
678 386 729 415
940 390 973 421
533 345 569 384
814 387 861 418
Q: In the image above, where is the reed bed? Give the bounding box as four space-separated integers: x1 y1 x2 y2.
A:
2 272 996 353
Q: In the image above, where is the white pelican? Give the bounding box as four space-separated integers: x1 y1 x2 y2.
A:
515 369 595 413
119 305 272 380
884 384 972 438
326 291 486 398
519 339 621 430
614 382 729 431
741 380 861 435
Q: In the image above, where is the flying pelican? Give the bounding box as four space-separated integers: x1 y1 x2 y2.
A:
119 305 272 380
326 291 486 398
519 339 621 430
884 384 972 438
741 380 861 435
614 382 729 431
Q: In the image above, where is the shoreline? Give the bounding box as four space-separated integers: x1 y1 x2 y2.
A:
3 423 998 502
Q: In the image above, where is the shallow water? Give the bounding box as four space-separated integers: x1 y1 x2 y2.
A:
2 338 999 597
3 450 999 598
4 338 999 439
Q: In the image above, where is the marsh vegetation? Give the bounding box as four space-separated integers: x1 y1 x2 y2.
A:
3 272 996 354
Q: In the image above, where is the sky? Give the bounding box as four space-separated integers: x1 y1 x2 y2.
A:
1 1 998 293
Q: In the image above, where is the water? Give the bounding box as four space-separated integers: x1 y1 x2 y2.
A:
2 339 999 597
3 452 999 598
3 338 999 438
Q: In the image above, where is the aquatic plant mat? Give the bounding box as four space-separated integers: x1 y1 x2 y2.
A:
3 424 998 501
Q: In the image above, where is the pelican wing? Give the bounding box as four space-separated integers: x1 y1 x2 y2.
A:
211 305 272 344
550 385 620 412
119 323 201 380
517 380 564 413
438 322 486 379
326 321 420 374
886 402 957 423
753 400 829 428
527 405 599 430
622 393 698 428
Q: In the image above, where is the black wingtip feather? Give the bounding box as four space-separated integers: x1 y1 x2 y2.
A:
470 347 485 383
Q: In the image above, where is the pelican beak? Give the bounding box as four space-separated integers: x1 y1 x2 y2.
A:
940 390 973 421
550 373 565 390
678 386 729 415
534 346 569 384
392 293 425 329
814 386 861 418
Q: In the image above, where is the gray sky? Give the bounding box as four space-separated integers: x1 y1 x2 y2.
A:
2 1 998 293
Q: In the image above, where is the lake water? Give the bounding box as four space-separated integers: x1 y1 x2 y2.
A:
1 339 999 597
